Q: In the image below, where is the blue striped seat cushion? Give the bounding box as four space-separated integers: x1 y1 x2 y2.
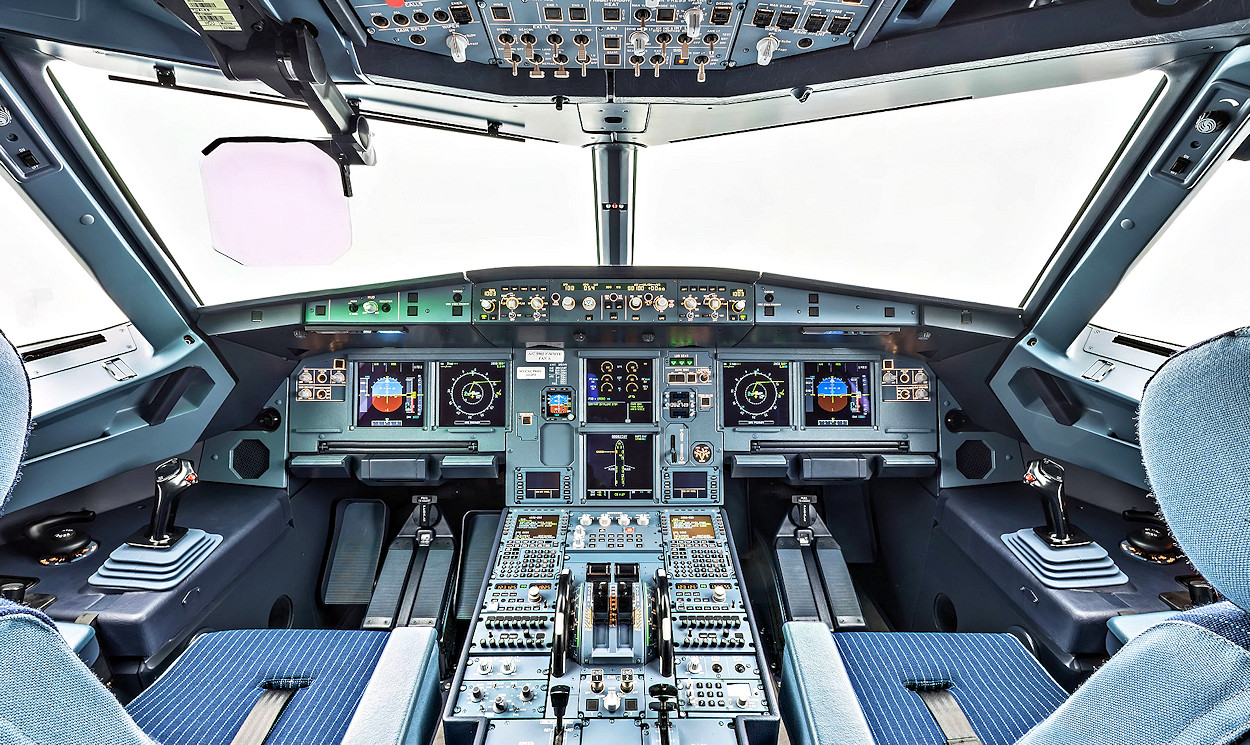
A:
833 632 1067 745
128 629 389 745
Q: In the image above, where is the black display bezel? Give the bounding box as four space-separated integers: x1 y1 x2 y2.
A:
355 361 426 428
721 361 791 427
584 432 656 500
436 360 508 428
800 360 875 427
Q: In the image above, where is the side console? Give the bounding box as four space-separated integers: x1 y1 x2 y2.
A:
444 508 778 745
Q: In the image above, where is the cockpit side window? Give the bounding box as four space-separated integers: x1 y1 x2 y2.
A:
1093 154 1250 347
0 176 128 348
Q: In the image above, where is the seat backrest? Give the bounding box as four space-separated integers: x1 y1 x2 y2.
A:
0 329 30 518
1019 328 1250 745
0 331 155 744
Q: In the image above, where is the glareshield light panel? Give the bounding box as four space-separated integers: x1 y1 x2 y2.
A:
0 178 128 348
635 72 1164 308
51 63 596 306
1094 157 1250 347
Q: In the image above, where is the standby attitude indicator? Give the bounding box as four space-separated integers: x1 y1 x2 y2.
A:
438 361 507 427
356 362 424 427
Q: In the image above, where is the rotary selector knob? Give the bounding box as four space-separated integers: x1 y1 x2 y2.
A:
561 295 576 311
574 524 586 538
493 695 509 713
501 660 517 675
712 586 727 603
481 299 495 312
654 296 670 311
618 514 631 526
756 36 780 66
504 297 520 310
629 295 644 310
731 300 746 313
599 514 613 527
362 300 380 314
478 660 493 675
528 585 543 603
579 514 593 526
446 33 470 63
687 658 702 673
470 685 485 701
520 685 535 701
636 514 651 526
297 388 313 400
582 297 597 311
330 371 346 384
604 689 621 713
530 296 546 311
683 296 698 310
706 297 722 310
736 695 750 708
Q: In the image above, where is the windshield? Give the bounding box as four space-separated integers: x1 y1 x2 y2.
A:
52 61 1162 308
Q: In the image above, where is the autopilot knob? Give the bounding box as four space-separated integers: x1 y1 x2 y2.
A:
654 296 670 312
730 300 746 313
530 296 546 311
446 32 470 63
629 295 644 310
504 296 520 310
480 299 496 312
682 296 698 310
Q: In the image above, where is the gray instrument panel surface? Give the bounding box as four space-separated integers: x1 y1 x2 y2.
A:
287 346 937 501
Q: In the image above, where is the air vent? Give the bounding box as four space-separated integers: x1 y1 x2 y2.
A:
1111 335 1175 358
21 334 106 363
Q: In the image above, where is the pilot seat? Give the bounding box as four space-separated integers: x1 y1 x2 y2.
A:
0 330 443 745
780 327 1250 745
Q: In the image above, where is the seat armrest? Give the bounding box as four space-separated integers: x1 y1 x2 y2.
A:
341 627 442 745
1106 611 1180 654
54 622 100 667
781 622 876 745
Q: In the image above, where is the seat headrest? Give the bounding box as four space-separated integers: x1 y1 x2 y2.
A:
0 331 31 518
1140 327 1250 611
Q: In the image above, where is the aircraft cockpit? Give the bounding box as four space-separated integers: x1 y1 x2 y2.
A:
2 1 1250 744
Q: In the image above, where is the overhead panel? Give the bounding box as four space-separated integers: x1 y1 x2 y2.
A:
347 0 879 79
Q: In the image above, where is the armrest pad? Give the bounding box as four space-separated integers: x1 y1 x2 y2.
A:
781 622 876 745
341 627 441 745
1108 611 1180 644
53 622 100 667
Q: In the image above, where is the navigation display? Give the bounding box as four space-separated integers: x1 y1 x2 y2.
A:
513 513 561 540
437 361 507 427
356 362 424 428
802 361 873 426
669 514 717 541
585 433 655 500
722 361 790 427
585 358 654 424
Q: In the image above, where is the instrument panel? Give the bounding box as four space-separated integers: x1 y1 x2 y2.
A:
287 344 939 501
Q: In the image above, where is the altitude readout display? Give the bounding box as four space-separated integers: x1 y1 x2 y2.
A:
438 361 507 427
803 362 873 426
722 362 790 426
585 358 654 424
585 433 655 500
513 513 561 540
669 514 717 541
356 362 424 427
